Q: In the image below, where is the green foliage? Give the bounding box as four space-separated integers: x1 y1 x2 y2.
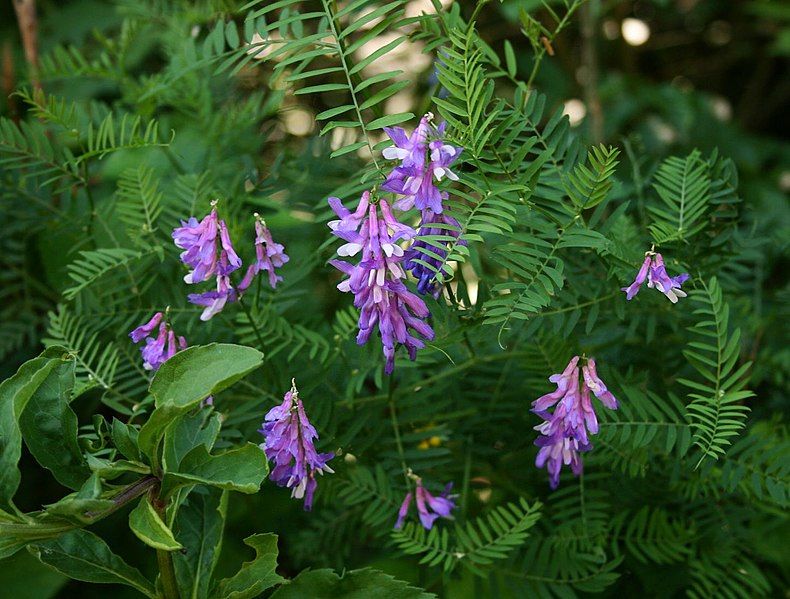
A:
680 277 753 466
392 498 541 574
0 0 786 597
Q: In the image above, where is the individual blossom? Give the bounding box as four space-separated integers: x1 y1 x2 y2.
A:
404 208 464 298
381 115 462 215
394 474 456 530
328 191 434 374
258 380 334 511
622 250 689 303
238 215 290 291
128 311 187 371
532 356 619 489
188 273 237 322
647 253 689 304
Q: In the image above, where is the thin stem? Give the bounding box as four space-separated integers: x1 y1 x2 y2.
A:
387 378 410 486
83 476 158 520
525 0 585 90
322 0 383 175
237 295 266 354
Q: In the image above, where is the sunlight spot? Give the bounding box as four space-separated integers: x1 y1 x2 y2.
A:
622 18 650 46
563 98 586 127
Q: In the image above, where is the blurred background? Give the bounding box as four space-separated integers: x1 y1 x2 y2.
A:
1 0 788 597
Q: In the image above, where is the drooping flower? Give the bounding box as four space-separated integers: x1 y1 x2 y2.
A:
188 274 237 322
129 311 187 371
381 115 462 215
647 253 689 304
394 476 456 530
622 251 689 303
622 255 651 300
532 356 619 489
404 208 464 298
258 380 334 511
238 216 290 291
328 192 434 374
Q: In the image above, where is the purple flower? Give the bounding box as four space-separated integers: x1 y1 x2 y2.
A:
582 358 618 409
394 492 413 529
258 380 334 511
381 114 462 216
129 312 187 371
621 255 651 300
647 253 689 304
238 217 290 291
404 209 464 298
532 356 619 489
382 115 430 169
394 478 455 530
328 192 434 374
188 275 237 322
129 312 163 343
622 251 689 303
173 209 220 284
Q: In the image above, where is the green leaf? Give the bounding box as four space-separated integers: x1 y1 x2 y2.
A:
28 529 155 597
138 344 263 461
162 443 268 497
215 533 284 599
43 473 114 524
271 567 435 598
0 353 60 511
111 418 141 462
162 409 222 474
129 496 183 551
173 488 228 599
19 353 89 490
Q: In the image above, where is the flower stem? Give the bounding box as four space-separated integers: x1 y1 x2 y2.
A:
387 378 410 487
237 295 266 354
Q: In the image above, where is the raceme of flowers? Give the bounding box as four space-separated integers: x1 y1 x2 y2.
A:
622 250 690 303
258 380 335 511
532 356 618 489
129 311 187 371
172 204 288 321
394 473 457 530
328 191 434 374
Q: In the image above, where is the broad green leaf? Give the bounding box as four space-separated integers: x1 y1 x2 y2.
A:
18 352 88 490
0 507 75 559
215 534 284 599
0 358 57 510
0 347 72 510
28 529 155 597
163 409 222 474
271 568 435 599
0 549 68 598
139 344 263 461
151 344 264 409
173 487 227 599
129 496 182 551
111 418 141 462
162 443 268 497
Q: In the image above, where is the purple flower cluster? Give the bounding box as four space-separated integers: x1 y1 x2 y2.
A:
622 251 689 303
382 113 462 215
129 311 187 371
239 216 290 291
172 203 288 320
258 380 334 510
328 191 434 374
404 209 464 298
381 115 463 299
532 356 618 489
394 477 456 530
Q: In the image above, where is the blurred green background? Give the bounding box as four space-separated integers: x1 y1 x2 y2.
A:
1 1 787 597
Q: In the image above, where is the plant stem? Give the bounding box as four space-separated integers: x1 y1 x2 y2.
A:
153 494 180 599
237 295 266 354
156 548 180 599
387 377 410 486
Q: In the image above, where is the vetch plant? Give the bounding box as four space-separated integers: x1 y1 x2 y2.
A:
0 0 785 597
